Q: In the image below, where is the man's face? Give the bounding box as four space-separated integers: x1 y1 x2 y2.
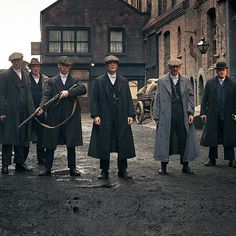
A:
11 58 23 70
58 63 72 75
107 61 118 74
216 68 227 79
30 65 41 76
170 65 180 76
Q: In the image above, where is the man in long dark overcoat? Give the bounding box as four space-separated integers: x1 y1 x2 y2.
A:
153 58 199 175
88 55 135 179
38 56 87 176
0 52 34 174
200 61 236 167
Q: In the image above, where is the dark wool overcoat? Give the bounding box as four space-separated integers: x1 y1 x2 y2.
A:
200 77 236 147
40 74 87 149
88 74 136 159
0 67 33 145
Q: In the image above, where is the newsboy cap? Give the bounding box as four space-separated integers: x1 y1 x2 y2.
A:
58 56 73 65
214 61 228 69
9 52 23 61
104 55 119 64
168 58 182 67
28 58 41 67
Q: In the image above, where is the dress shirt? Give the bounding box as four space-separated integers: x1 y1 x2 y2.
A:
32 74 40 84
107 72 117 85
218 77 225 86
170 73 179 85
13 69 22 80
60 72 68 85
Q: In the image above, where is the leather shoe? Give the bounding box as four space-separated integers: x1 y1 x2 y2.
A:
182 165 194 174
15 163 33 172
1 165 8 174
228 160 236 168
159 162 167 175
98 170 109 179
39 169 51 176
69 168 81 176
205 159 216 166
118 170 132 179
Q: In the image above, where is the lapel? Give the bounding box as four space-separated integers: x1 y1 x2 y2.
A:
9 68 21 92
116 74 121 97
179 74 186 96
213 77 219 94
102 73 110 100
55 74 64 93
163 73 172 95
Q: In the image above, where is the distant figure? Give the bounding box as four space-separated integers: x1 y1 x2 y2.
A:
88 55 135 179
153 58 199 175
38 56 87 176
0 52 34 174
27 58 48 165
200 61 236 167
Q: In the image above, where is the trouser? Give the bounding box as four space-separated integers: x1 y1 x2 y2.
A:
208 146 235 161
161 156 188 167
100 157 128 171
44 147 76 170
36 143 46 164
2 144 28 166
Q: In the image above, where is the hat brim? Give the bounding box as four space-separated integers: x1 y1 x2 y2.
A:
214 67 228 69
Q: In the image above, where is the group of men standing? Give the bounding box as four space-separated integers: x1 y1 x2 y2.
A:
0 52 235 178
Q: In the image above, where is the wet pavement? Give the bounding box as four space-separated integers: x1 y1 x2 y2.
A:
0 113 236 236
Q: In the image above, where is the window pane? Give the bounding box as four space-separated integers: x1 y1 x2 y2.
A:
49 30 61 41
63 42 74 52
76 43 88 53
63 31 74 41
77 31 88 41
111 31 122 41
110 42 122 53
49 42 61 53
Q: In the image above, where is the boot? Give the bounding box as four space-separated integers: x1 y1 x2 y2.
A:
158 162 167 175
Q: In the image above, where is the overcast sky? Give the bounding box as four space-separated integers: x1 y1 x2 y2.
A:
0 0 56 69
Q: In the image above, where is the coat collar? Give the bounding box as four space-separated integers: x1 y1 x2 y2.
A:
102 73 121 100
55 73 73 92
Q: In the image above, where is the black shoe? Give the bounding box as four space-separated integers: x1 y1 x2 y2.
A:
39 169 51 176
98 170 109 179
158 162 167 175
1 165 8 174
118 170 132 179
15 163 33 172
69 168 81 176
205 159 216 166
229 160 236 168
182 165 194 174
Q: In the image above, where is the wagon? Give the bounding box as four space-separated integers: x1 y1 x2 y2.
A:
135 78 159 124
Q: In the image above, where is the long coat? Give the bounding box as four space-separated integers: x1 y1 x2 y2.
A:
0 67 33 145
200 77 236 147
153 73 199 162
88 74 136 159
40 74 87 149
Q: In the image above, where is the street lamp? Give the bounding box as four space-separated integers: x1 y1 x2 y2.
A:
196 37 209 54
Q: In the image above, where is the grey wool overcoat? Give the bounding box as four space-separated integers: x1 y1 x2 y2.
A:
88 74 136 160
153 73 199 162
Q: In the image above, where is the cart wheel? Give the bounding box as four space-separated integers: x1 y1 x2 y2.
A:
150 99 155 122
135 101 144 124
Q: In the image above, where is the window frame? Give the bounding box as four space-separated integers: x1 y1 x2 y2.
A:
108 28 125 54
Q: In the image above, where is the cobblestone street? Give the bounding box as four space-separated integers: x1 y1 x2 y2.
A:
0 114 236 236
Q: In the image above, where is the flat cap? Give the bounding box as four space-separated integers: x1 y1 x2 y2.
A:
214 61 228 69
9 52 23 61
104 55 119 64
28 58 41 67
168 58 182 67
58 56 73 65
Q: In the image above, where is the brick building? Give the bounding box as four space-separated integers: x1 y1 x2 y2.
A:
36 0 148 111
142 0 236 106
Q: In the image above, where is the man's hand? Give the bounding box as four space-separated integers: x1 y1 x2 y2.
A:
188 114 194 124
59 90 69 99
200 115 207 123
128 117 133 125
0 115 6 121
154 119 159 126
35 107 44 116
94 116 101 125
232 114 236 121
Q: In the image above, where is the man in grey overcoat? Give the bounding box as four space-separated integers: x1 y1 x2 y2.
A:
0 52 34 174
88 55 135 180
38 56 87 176
200 61 236 167
153 58 199 174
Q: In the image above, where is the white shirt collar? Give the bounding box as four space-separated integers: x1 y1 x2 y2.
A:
170 73 179 85
107 72 117 85
13 68 22 80
32 74 40 84
60 72 68 85
218 77 225 85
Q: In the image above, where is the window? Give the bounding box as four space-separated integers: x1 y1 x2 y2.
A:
48 28 89 54
109 29 124 53
177 27 181 57
164 31 170 74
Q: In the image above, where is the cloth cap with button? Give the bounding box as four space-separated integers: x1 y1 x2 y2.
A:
168 58 182 67
28 58 41 67
104 55 119 64
58 56 73 65
214 61 228 69
9 52 23 61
